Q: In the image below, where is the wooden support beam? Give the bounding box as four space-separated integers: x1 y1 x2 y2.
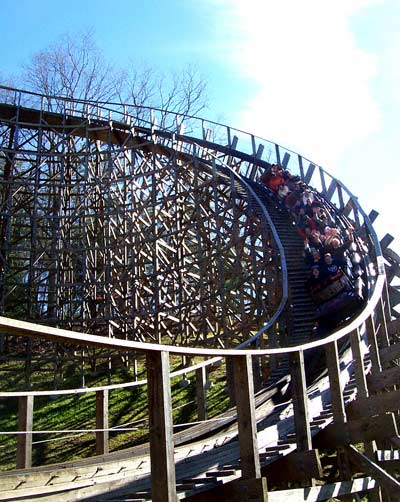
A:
226 357 236 407
266 477 376 502
281 152 290 168
231 354 261 480
369 209 379 223
222 477 268 501
325 341 346 423
347 390 400 419
337 184 345 209
376 298 390 349
196 366 207 422
349 327 381 501
290 350 312 451
380 234 395 252
16 395 34 469
261 449 322 483
387 317 400 338
184 477 268 502
298 154 305 181
383 249 400 284
350 328 369 399
146 350 176 502
314 413 399 448
342 198 354 218
304 163 316 184
275 144 281 165
95 389 109 455
366 315 382 374
256 143 264 159
325 179 337 202
380 340 400 366
367 365 400 393
347 444 400 499
252 355 262 393
319 166 327 194
388 284 400 309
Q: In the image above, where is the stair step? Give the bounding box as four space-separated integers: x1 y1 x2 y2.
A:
206 469 236 477
182 477 222 485
264 444 292 453
260 452 283 461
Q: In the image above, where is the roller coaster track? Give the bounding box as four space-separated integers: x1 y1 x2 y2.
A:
0 86 400 501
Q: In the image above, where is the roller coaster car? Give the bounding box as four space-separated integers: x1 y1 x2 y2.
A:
311 271 361 323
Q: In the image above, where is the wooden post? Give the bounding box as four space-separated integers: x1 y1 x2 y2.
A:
196 366 207 422
290 350 312 451
252 355 262 393
325 340 352 486
366 314 382 374
267 326 278 375
16 395 34 469
96 389 109 455
146 351 176 502
325 341 346 424
231 354 261 480
350 329 382 502
290 350 317 488
226 357 236 406
350 328 368 399
376 298 390 349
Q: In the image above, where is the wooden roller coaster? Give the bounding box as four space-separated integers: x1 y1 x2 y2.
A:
0 86 400 501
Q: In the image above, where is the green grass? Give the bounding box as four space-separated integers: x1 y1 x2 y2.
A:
0 356 230 471
0 357 382 502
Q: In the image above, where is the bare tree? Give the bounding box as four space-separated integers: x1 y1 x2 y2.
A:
0 72 19 104
18 29 208 123
23 29 122 104
121 63 208 127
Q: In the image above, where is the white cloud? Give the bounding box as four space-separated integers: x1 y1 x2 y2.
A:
201 0 400 251
209 0 382 167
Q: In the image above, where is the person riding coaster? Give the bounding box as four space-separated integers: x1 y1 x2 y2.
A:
311 267 362 323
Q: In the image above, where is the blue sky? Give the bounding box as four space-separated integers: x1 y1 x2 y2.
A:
1 0 399 253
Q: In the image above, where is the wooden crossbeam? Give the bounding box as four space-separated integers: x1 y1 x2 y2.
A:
388 318 400 337
388 285 400 309
191 477 268 501
379 341 400 366
304 163 316 184
261 449 322 483
267 478 376 501
314 413 399 447
347 392 400 419
367 365 400 393
380 233 395 251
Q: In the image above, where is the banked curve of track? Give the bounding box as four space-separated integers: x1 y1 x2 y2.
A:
0 87 396 501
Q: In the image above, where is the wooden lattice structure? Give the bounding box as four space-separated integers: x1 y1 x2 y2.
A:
1 87 400 502
0 94 281 351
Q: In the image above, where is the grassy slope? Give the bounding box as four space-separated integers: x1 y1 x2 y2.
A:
0 356 230 471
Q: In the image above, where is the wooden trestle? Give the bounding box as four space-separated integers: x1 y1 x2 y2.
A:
0 88 400 501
